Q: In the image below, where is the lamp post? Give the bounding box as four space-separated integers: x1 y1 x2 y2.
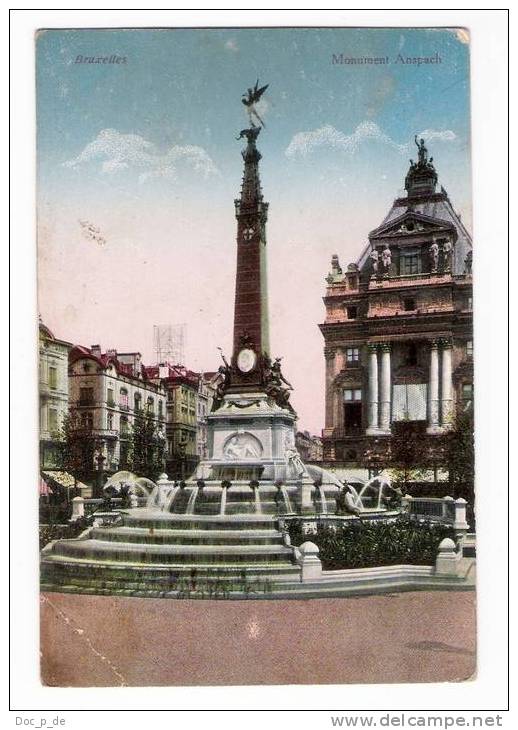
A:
94 442 106 499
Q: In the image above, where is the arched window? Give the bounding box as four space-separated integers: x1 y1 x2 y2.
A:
119 387 128 409
158 400 163 418
147 396 154 414
134 392 142 412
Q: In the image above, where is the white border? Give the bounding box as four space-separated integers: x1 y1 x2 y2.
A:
8 6 510 721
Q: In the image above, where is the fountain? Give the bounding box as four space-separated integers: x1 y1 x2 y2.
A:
39 82 402 598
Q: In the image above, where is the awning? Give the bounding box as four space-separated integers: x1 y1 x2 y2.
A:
39 476 52 497
41 471 89 493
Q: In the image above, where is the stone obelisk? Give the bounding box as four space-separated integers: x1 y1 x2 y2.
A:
230 125 270 393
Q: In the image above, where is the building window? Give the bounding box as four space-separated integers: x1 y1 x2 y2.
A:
346 306 358 319
107 388 115 407
119 388 129 409
147 396 154 414
466 340 473 358
343 389 362 433
461 383 473 412
48 408 58 433
158 400 164 418
120 416 129 436
134 392 142 412
79 387 94 405
346 347 359 363
403 297 416 312
48 366 57 390
107 412 114 430
403 254 420 275
81 412 93 429
392 384 427 421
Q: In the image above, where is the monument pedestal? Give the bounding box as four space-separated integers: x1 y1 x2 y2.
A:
196 391 297 483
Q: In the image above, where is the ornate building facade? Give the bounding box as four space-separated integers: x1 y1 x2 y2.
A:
39 321 73 468
146 364 200 479
320 140 473 465
69 345 166 477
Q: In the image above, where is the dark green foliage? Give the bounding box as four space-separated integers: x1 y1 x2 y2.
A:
287 516 454 570
59 411 95 482
126 413 166 481
442 410 475 499
39 517 91 550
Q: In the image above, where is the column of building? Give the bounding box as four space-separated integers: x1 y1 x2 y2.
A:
426 340 440 433
366 343 392 434
440 339 454 427
366 344 379 434
427 338 454 432
379 344 391 434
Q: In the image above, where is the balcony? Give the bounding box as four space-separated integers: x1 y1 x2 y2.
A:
119 403 130 412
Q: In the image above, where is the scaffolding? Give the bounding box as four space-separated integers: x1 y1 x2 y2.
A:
153 324 186 366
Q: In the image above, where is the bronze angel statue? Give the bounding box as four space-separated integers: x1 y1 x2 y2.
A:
242 79 269 128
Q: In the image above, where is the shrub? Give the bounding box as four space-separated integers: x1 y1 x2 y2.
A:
287 516 454 570
39 517 91 550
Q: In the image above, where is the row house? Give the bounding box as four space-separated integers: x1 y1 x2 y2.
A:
69 345 166 475
295 431 324 463
146 364 201 479
39 321 73 468
320 140 473 465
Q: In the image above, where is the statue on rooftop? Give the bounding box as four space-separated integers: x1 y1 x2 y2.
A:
370 249 379 275
442 239 453 270
429 240 439 272
381 245 392 273
464 250 473 275
415 135 428 165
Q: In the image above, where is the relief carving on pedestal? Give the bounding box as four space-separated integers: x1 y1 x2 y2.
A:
223 433 263 460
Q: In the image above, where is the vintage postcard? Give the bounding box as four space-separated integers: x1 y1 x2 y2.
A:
37 26 475 688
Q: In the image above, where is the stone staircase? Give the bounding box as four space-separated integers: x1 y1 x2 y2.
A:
40 510 301 596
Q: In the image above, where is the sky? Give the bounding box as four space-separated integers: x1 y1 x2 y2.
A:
36 27 471 434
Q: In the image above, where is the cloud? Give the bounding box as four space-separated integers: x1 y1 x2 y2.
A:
224 39 239 52
285 121 456 158
63 128 218 183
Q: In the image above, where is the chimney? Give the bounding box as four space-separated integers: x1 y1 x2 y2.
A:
90 344 102 357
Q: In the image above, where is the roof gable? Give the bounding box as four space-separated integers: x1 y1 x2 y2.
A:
369 210 456 241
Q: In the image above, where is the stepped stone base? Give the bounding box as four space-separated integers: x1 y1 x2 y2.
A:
40 510 302 595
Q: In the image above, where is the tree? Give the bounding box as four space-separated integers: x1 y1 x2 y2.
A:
60 411 96 486
386 422 429 491
126 412 165 481
442 409 475 500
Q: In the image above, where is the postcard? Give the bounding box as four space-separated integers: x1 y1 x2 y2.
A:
37 26 475 688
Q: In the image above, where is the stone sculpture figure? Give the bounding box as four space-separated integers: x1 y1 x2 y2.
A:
284 433 307 479
442 239 453 270
241 79 269 128
464 250 473 274
264 355 294 410
429 240 439 272
212 353 232 411
381 245 392 273
336 485 362 516
415 135 428 164
370 249 379 275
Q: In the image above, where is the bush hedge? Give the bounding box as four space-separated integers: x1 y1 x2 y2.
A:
287 516 455 570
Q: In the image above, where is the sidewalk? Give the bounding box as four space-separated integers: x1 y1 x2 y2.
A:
40 590 476 687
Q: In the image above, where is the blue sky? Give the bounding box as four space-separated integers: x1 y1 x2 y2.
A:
37 27 471 432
